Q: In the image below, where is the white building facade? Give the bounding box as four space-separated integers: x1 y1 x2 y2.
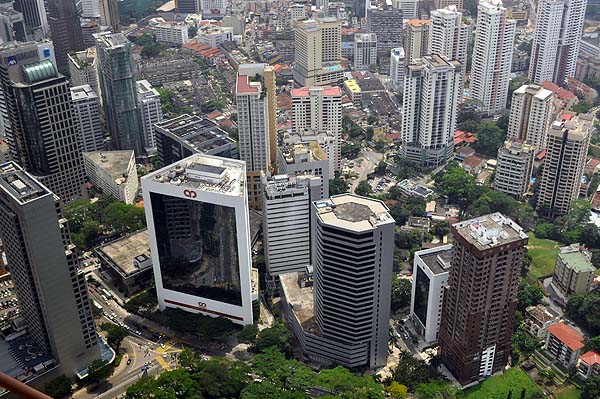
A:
354 33 377 70
390 47 405 92
83 150 139 204
428 6 471 73
136 79 164 152
507 84 554 152
70 85 104 152
153 22 189 45
494 141 535 198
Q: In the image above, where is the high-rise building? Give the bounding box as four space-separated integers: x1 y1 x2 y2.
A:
13 0 48 39
401 55 461 167
99 0 119 32
293 18 343 87
434 0 463 9
137 79 164 152
83 150 139 205
45 0 84 73
80 19 101 49
278 142 331 191
411 245 453 344
81 0 100 18
439 213 528 385
428 6 471 74
291 86 342 170
142 154 255 325
506 84 554 152
354 33 378 70
404 19 430 65
529 0 587 85
390 48 405 91
154 114 238 168
0 162 99 374
71 85 104 153
175 0 199 13
200 0 227 19
283 129 337 178
94 32 143 155
236 63 277 209
494 140 535 198
0 6 27 43
3 59 86 202
67 48 100 97
262 174 323 277
470 0 516 115
537 112 593 218
551 243 596 300
394 0 419 19
354 0 368 19
367 6 404 69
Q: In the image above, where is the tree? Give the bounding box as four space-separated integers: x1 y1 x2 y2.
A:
101 323 129 349
252 323 291 354
581 376 600 399
395 230 423 249
330 175 350 196
87 359 113 381
126 369 201 399
195 358 250 398
342 142 361 158
391 276 412 312
386 382 408 398
435 167 477 208
241 382 309 399
584 335 600 352
565 290 600 335
316 366 385 399
200 99 225 113
432 221 451 238
188 25 198 37
374 160 387 176
415 380 460 399
392 351 439 390
355 180 373 197
367 115 378 125
473 121 506 157
250 348 315 392
521 248 533 277
516 281 544 312
44 375 72 398
238 324 258 344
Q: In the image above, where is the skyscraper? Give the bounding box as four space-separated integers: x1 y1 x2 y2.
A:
0 162 99 374
537 112 593 218
142 154 255 325
293 18 343 87
13 0 48 39
81 0 100 18
291 86 342 169
404 19 430 65
99 0 119 32
354 33 378 70
470 0 516 115
401 55 461 167
236 63 277 209
394 0 419 19
367 6 404 69
94 32 143 155
354 0 369 19
71 85 104 152
506 84 554 151
68 48 101 97
2 59 86 202
137 79 164 152
45 0 84 73
439 213 528 385
494 140 536 198
428 6 471 73
390 48 405 92
529 0 587 85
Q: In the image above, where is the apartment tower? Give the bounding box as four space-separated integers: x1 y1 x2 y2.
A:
390 48 405 91
494 141 535 198
404 19 430 65
0 162 99 374
70 85 104 152
354 33 378 70
470 0 516 115
367 5 404 69
439 213 528 385
67 48 100 97
137 79 164 152
506 84 554 152
428 6 471 73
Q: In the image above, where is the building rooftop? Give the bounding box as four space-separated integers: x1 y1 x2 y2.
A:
144 153 246 197
514 84 553 101
68 48 97 69
580 350 600 366
453 212 528 250
314 194 394 232
0 162 49 204
279 272 319 334
549 112 595 140
264 174 318 199
136 79 159 98
70 84 98 101
93 32 130 49
95 230 151 278
155 114 235 153
344 79 361 94
417 245 453 275
83 151 134 180
558 244 595 273
526 304 560 323
407 19 430 28
355 32 377 42
291 86 342 97
547 322 584 351
280 142 327 164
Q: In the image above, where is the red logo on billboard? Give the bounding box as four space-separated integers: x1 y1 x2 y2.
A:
197 302 207 308
184 189 197 198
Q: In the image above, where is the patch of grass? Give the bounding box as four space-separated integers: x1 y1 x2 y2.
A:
555 386 581 399
463 368 543 399
527 233 560 282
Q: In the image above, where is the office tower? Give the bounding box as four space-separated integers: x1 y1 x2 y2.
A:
99 0 119 32
142 154 254 325
45 0 84 73
291 86 342 170
0 6 27 43
175 0 199 13
137 80 164 152
81 0 100 18
367 6 404 69
0 162 99 374
529 0 587 85
401 55 461 167
278 142 331 191
71 85 104 152
293 18 343 87
494 141 535 198
310 194 395 368
354 0 368 19
154 114 237 168
236 63 277 209
470 0 516 115
537 112 593 218
67 48 100 97
428 6 471 74
390 48 405 91
394 0 419 19
283 129 337 178
411 245 453 344
2 60 86 202
200 0 226 19
404 19 429 65
95 32 143 155
435 0 463 8
506 84 554 151
439 213 528 385
80 19 101 49
262 174 323 277
354 33 377 70
13 0 48 39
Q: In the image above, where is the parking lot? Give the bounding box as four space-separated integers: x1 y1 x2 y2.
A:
0 279 18 323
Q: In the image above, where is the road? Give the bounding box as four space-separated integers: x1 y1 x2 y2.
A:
350 149 384 193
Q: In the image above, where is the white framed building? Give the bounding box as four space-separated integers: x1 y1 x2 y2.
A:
507 84 554 152
142 154 255 325
410 245 453 343
200 0 227 19
83 150 139 204
68 48 100 97
394 0 419 19
494 140 535 198
354 33 377 70
428 6 471 74
153 21 189 45
136 79 163 152
197 25 233 48
278 142 331 191
283 129 337 179
71 85 104 152
390 48 405 92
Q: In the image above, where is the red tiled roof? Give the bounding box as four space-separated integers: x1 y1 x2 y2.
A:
580 351 600 366
591 190 600 210
542 81 577 101
547 322 584 351
291 86 342 97
407 19 430 27
236 75 259 94
462 155 483 167
454 130 477 145
206 110 223 120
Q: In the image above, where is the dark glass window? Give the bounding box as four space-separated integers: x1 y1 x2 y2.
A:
413 266 430 327
150 192 242 305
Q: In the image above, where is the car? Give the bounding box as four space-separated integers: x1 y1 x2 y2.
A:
127 358 132 365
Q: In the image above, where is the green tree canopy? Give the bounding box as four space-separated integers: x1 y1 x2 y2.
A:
252 323 291 354
44 375 72 399
473 121 506 157
355 180 373 197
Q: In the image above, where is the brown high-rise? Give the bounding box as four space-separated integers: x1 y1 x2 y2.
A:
46 0 84 74
438 213 528 386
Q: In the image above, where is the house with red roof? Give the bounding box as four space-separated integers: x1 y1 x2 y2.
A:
545 322 585 368
453 130 477 146
578 350 600 379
